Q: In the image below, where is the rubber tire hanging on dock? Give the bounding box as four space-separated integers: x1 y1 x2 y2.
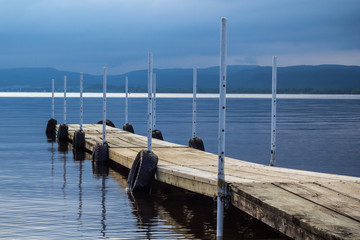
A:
97 120 115 128
57 124 68 141
73 150 85 161
188 137 205 151
46 118 57 134
92 143 109 165
127 150 158 193
152 129 163 140
73 130 85 151
46 132 56 142
123 123 135 133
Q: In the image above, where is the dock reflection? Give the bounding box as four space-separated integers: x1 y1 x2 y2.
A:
108 167 288 239
52 141 287 239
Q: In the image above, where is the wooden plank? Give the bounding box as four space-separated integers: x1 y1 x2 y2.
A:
106 134 184 148
156 165 218 197
145 147 357 184
275 182 360 222
231 183 360 240
108 147 139 169
314 181 360 201
226 157 360 183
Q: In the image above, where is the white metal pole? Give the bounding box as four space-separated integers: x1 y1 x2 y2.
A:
52 79 55 119
147 52 153 152
125 76 129 124
217 17 227 240
152 72 157 130
192 68 197 138
103 67 107 145
64 76 67 124
270 56 277 166
80 72 83 131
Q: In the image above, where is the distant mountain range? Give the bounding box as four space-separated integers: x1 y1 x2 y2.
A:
1 65 360 94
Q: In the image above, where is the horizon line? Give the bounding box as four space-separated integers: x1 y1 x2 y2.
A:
1 92 359 100
1 63 360 76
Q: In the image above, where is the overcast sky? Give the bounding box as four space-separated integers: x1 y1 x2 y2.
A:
0 0 359 74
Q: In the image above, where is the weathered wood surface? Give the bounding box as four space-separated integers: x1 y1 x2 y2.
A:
60 124 360 240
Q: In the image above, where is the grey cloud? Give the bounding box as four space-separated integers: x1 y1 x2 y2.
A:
0 0 359 73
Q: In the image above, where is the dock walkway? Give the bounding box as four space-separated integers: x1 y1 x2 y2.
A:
59 124 360 240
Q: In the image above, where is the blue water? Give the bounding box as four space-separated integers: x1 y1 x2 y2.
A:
0 96 359 239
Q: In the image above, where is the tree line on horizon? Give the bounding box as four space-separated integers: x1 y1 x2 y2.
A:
1 64 360 94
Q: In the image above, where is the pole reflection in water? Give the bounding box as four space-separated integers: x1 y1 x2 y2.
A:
73 149 85 225
92 162 109 238
61 146 66 199
57 137 68 200
76 155 83 225
51 141 54 177
101 175 106 238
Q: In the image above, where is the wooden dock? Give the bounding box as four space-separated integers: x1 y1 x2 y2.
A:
58 124 360 240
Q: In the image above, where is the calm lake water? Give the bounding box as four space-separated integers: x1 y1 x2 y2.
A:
0 96 359 239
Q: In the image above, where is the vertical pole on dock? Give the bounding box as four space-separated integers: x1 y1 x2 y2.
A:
125 76 129 124
152 73 157 130
103 67 107 145
270 56 277 166
147 52 153 152
64 76 67 124
192 68 197 138
80 72 83 131
217 17 227 240
52 78 55 119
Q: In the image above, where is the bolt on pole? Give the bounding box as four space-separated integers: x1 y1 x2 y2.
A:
125 76 129 124
192 68 197 139
80 72 83 131
64 76 67 124
147 52 153 152
152 73 157 130
103 67 107 145
52 79 55 119
217 17 227 240
270 56 277 166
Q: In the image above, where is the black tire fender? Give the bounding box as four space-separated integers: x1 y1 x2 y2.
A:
127 150 158 193
188 137 205 151
46 118 57 134
97 120 116 128
123 123 135 133
58 124 68 142
92 143 109 164
73 130 85 150
152 129 164 140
